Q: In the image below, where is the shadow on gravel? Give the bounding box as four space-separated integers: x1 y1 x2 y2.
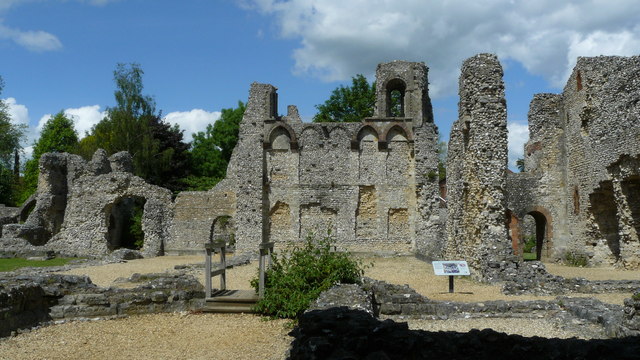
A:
288 307 640 360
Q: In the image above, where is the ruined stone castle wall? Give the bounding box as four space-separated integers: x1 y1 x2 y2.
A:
510 56 640 268
1 150 173 258
506 93 569 260
170 61 442 256
561 56 640 268
446 54 511 275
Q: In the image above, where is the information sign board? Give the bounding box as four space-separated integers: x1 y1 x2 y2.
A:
432 261 470 276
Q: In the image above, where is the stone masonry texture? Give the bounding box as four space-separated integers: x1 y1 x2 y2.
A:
1 54 638 275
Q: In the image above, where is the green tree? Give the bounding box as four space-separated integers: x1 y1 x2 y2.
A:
516 158 525 172
21 111 79 201
313 74 375 123
89 63 157 158
0 76 26 206
82 63 190 192
210 101 246 163
181 102 245 190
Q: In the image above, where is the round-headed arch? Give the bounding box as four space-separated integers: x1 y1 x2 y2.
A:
350 123 380 150
263 122 298 150
380 123 413 144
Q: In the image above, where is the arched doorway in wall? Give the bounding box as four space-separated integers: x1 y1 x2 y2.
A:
524 209 552 261
106 196 147 251
507 207 553 260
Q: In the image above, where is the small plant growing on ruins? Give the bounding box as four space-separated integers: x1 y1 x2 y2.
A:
632 293 640 301
523 235 536 254
563 251 588 267
251 232 366 319
425 171 438 181
129 206 144 249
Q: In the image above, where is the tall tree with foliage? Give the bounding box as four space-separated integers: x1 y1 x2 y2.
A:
313 74 375 123
21 111 79 201
0 76 26 206
82 63 189 192
182 101 245 190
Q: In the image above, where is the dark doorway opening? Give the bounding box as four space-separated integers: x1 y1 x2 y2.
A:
107 196 146 250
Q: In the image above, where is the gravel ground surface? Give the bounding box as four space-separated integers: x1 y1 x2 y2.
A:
1 254 638 359
0 313 291 360
364 256 638 305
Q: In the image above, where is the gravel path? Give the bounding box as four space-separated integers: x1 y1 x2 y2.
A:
1 255 638 359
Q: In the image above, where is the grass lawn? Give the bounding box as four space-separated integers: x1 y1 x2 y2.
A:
0 258 75 272
523 252 537 261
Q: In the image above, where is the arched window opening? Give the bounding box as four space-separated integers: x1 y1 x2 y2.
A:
210 215 236 249
386 79 406 117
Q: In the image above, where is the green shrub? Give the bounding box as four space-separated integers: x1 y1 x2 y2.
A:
251 233 366 319
129 206 144 249
564 251 588 267
522 235 536 254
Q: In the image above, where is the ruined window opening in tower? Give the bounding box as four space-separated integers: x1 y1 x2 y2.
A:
386 79 406 117
573 186 580 215
462 118 470 151
576 70 583 91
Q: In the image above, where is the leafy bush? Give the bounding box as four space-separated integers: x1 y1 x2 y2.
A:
129 206 144 249
251 233 366 319
564 251 588 267
523 235 536 253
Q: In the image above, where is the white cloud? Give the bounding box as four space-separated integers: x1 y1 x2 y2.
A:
164 109 221 140
4 97 28 127
247 0 640 96
38 105 106 139
4 97 36 158
0 0 120 52
63 105 106 137
507 121 529 170
0 23 62 52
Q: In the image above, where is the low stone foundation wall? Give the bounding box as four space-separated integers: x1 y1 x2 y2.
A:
310 278 640 338
0 272 205 337
289 307 640 359
0 283 49 338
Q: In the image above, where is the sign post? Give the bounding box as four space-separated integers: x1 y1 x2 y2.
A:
432 261 470 293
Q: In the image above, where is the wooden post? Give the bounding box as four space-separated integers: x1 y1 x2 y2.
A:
205 246 212 298
448 275 454 293
258 250 265 298
258 242 274 298
220 244 226 291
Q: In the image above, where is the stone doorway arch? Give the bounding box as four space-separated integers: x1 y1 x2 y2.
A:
507 206 553 260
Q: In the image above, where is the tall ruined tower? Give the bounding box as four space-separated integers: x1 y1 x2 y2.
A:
371 61 443 257
446 54 511 277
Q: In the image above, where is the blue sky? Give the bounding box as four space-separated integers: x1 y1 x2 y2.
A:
2 0 640 170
